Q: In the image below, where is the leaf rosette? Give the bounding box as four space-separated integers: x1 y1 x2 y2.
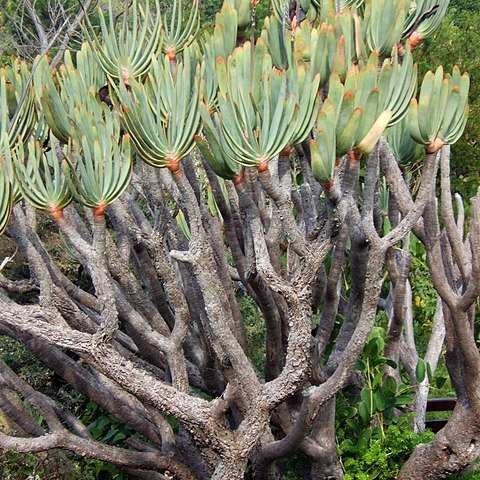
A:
118 49 202 171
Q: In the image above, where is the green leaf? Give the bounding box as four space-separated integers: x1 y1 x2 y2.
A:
435 376 447 390
176 210 191 241
372 370 384 388
392 395 414 406
365 336 384 359
360 389 371 409
373 389 387 412
346 418 362 434
415 358 426 383
384 376 398 397
355 358 367 372
102 428 119 442
358 400 370 425
357 428 372 450
113 432 127 443
344 406 358 419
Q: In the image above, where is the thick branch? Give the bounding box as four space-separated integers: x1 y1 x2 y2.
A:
0 431 196 479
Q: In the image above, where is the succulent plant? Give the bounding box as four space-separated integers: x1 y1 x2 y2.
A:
194 133 239 180
261 19 322 146
271 0 316 29
63 106 133 216
0 131 23 205
264 5 358 83
33 56 72 144
343 0 364 7
311 102 336 187
312 0 365 13
311 40 418 186
0 0 463 239
220 23 320 156
261 15 290 70
0 58 36 146
403 0 450 49
210 3 238 62
354 48 417 153
0 60 36 206
362 0 407 58
407 66 469 153
386 116 424 166
310 7 359 86
200 40 300 171
118 48 201 172
329 81 363 157
82 0 162 84
286 62 321 147
311 22 337 87
0 161 12 237
31 115 51 147
314 46 417 158
323 6 358 78
34 48 107 144
199 41 219 114
225 0 252 31
161 0 200 61
12 137 72 219
200 3 239 112
64 43 106 94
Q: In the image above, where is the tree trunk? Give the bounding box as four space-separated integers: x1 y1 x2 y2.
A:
310 463 343 480
212 457 248 480
309 398 343 480
399 405 480 479
413 297 445 432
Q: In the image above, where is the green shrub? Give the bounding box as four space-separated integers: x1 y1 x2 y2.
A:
341 425 434 480
336 327 435 479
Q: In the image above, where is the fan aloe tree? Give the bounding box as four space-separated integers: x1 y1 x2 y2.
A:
0 0 478 479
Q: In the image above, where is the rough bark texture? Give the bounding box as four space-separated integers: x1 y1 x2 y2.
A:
0 2 478 478
399 406 480 479
0 141 455 477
